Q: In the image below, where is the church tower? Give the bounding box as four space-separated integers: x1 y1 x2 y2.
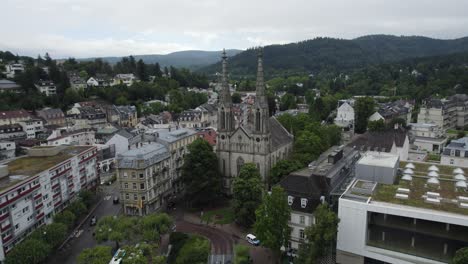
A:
217 49 234 153
252 48 271 154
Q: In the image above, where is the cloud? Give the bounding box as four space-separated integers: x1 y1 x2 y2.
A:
1 0 468 57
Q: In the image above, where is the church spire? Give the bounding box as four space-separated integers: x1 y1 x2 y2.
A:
220 49 232 106
254 48 268 108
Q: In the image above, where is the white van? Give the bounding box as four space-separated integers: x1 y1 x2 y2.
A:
246 234 260 246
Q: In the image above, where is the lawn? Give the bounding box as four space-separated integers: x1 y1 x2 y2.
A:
201 207 235 225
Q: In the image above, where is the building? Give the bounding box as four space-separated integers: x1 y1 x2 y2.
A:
337 159 468 264
349 126 410 161
87 75 112 87
18 119 44 139
377 99 414 123
44 129 95 146
114 105 138 128
116 143 171 215
0 110 31 126
417 94 468 130
196 128 217 149
334 101 355 141
3 63 24 78
279 146 360 250
36 108 66 127
113 74 136 86
196 103 218 128
0 141 15 161
0 145 97 261
177 110 206 128
34 80 57 96
68 106 107 129
0 80 21 93
441 137 468 167
409 123 447 153
216 49 294 191
69 77 87 90
0 125 26 141
105 129 143 156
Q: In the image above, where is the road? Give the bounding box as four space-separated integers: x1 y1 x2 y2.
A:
47 182 121 264
175 220 235 264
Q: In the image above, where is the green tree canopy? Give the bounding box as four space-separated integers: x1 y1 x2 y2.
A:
253 186 291 257
269 159 303 186
77 246 112 264
355 97 376 133
182 138 222 207
5 239 51 264
452 247 468 264
232 163 263 227
367 119 386 132
175 236 210 264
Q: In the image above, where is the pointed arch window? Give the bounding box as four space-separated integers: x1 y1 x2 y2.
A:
255 108 261 131
237 157 245 176
220 107 225 130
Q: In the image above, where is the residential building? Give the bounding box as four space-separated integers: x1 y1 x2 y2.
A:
69 77 87 90
0 145 97 262
348 126 410 161
377 99 414 123
34 80 57 96
117 143 171 215
196 103 218 128
68 106 107 129
337 158 468 264
196 128 217 150
105 129 143 156
441 137 468 167
136 113 173 130
0 80 21 93
44 129 95 146
0 141 15 161
417 94 468 130
177 110 206 128
279 146 360 250
409 123 447 153
0 125 26 141
334 100 355 141
216 50 294 192
18 119 44 139
113 74 136 86
114 105 138 127
368 112 384 122
96 144 116 184
3 63 24 78
0 110 31 126
86 75 112 87
36 108 66 127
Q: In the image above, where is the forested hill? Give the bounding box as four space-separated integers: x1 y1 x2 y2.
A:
78 49 242 70
198 35 468 77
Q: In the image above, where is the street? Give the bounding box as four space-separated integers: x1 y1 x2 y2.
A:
47 182 121 264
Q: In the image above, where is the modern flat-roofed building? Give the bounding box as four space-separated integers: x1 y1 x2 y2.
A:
417 94 468 130
337 160 468 264
409 123 447 153
0 145 97 262
441 137 468 168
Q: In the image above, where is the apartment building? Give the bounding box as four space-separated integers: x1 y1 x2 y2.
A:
417 94 468 130
117 143 171 216
0 110 31 126
279 146 361 251
45 129 95 146
34 80 57 97
0 125 26 141
441 137 468 168
3 64 24 79
337 157 468 264
0 142 15 161
18 119 44 139
36 108 66 127
0 145 97 262
409 123 447 153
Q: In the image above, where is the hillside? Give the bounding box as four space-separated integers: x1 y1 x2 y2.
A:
78 49 242 70
199 35 468 77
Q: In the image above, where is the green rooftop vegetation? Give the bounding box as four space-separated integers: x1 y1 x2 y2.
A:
7 154 72 177
400 161 467 179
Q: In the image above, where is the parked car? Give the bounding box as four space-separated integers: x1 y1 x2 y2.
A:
90 216 97 226
113 196 119 204
246 234 260 246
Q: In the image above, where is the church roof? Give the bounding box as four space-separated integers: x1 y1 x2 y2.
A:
269 116 293 150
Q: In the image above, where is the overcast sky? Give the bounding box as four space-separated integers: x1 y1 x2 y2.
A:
2 0 468 58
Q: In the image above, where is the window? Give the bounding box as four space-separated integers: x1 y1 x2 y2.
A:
301 198 308 208
139 173 144 179
288 196 294 205
140 183 145 190
450 159 455 165
133 194 137 201
11 204 16 209
15 224 19 230
125 193 129 200
123 172 128 178
300 216 305 224
124 183 128 189
299 229 305 239
133 183 137 190
132 172 136 178
141 196 146 201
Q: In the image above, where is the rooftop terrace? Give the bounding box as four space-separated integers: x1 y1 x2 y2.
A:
343 161 468 216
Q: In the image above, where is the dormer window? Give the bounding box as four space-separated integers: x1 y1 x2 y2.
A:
288 196 294 206
301 198 308 208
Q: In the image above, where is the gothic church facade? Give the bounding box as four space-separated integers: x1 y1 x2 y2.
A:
216 49 294 192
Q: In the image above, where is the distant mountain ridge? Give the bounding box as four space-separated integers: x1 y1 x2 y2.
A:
78 49 242 70
198 35 468 77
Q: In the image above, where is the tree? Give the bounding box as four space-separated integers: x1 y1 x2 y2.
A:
293 130 326 165
457 131 466 139
367 119 386 132
175 236 210 264
136 59 149 81
30 222 68 248
354 97 375 133
77 246 112 264
5 239 51 264
296 203 340 263
232 163 263 227
54 210 76 229
232 92 242 103
182 138 222 207
234 245 251 264
452 247 468 264
269 159 303 186
253 186 291 258
280 93 297 111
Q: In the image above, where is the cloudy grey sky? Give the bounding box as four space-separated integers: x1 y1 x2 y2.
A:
1 0 468 58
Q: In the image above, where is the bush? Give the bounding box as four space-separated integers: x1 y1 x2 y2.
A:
234 245 250 264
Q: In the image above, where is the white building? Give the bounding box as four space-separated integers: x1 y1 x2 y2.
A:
34 80 57 96
113 74 136 86
417 94 468 130
0 141 15 161
18 119 44 139
337 160 468 264
3 64 24 78
45 129 95 146
334 102 355 128
409 123 447 153
368 112 384 122
441 137 468 168
0 145 98 262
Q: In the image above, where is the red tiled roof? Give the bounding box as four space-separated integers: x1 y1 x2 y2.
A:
0 110 31 120
197 129 217 146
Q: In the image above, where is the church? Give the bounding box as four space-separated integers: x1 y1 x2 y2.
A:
216 49 294 192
